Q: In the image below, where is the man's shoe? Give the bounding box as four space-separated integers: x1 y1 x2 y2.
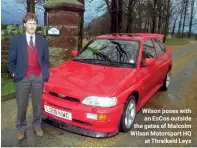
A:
16 131 25 141
34 128 43 137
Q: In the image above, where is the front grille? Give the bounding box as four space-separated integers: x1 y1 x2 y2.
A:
42 103 71 111
49 91 80 103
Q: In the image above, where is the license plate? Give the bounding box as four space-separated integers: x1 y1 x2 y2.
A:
44 105 72 120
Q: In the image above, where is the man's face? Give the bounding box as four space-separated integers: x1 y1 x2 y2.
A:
24 19 37 34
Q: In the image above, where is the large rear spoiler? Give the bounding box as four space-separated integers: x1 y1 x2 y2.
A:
132 33 164 43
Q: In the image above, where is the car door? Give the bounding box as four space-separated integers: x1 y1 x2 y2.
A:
153 38 169 84
138 39 159 99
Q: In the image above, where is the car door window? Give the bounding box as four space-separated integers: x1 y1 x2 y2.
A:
141 40 157 65
143 40 157 58
154 39 166 56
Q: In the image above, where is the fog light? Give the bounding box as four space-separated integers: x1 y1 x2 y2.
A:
86 113 97 120
86 113 108 121
98 113 108 121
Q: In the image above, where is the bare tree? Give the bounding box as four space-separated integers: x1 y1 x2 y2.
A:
125 0 137 32
86 0 196 39
118 0 123 32
188 0 195 38
182 0 189 38
171 15 179 36
163 0 171 42
77 0 85 51
170 0 180 36
15 0 44 13
110 0 118 33
27 0 35 13
151 0 158 33
157 0 163 33
177 0 184 37
87 14 110 36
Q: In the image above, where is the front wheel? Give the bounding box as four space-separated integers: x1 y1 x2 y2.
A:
119 95 136 132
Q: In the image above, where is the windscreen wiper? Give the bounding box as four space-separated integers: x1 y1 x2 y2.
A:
93 52 111 61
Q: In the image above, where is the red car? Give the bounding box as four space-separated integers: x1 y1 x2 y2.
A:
42 33 172 138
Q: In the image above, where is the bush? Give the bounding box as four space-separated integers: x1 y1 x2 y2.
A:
18 26 25 34
49 48 70 67
7 25 18 35
1 30 8 39
1 25 8 30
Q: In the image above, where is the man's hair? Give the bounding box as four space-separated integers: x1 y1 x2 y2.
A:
23 13 38 24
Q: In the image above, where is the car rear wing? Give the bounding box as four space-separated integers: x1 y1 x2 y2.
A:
131 33 164 43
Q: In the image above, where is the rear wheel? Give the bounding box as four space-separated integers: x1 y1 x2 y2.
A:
161 70 171 91
119 95 136 132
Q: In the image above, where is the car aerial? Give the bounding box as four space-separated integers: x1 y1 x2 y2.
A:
42 33 172 138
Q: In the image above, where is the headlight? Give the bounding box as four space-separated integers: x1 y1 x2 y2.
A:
82 96 117 107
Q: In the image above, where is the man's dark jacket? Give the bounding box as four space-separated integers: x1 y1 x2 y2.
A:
7 33 50 82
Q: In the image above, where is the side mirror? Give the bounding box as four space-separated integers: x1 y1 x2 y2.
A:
144 58 155 66
71 50 78 57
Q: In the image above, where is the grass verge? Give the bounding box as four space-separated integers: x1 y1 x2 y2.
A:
165 38 189 45
1 74 15 96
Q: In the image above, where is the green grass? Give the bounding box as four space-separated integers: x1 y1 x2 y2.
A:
165 38 189 45
1 74 15 96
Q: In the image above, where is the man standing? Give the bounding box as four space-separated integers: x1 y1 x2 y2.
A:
7 13 50 141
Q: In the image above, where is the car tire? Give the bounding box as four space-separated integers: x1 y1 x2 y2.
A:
119 95 136 133
161 70 171 91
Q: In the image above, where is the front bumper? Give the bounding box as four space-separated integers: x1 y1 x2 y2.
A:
42 114 119 138
42 93 123 137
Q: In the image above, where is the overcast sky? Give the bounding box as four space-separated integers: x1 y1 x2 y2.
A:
1 0 106 26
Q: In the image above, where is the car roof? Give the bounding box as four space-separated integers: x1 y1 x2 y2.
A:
96 33 164 41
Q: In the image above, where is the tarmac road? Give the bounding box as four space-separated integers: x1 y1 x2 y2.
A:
1 41 197 147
